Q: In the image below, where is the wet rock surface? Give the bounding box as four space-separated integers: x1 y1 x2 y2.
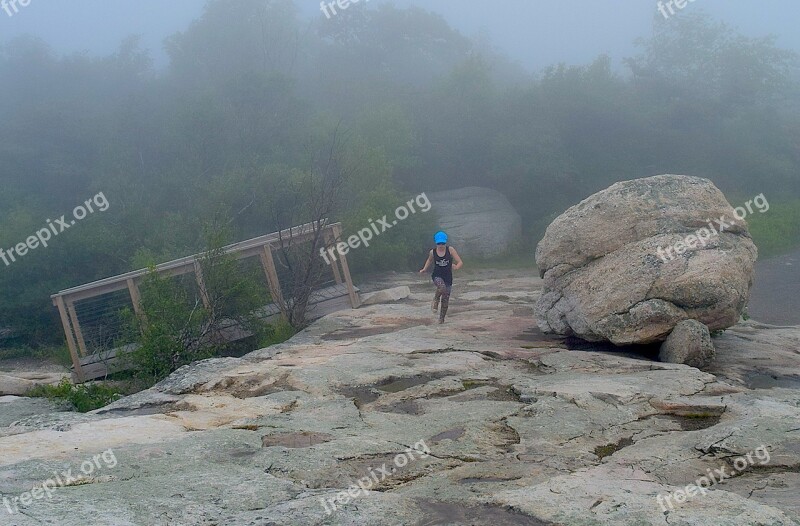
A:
0 270 798 525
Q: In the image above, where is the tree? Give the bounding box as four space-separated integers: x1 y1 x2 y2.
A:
626 12 799 107
268 127 354 328
125 225 271 384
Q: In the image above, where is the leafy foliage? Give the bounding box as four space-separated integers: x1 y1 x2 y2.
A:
27 378 122 413
747 199 800 257
122 227 272 385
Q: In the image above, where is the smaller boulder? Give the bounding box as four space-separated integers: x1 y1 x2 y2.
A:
658 320 715 369
361 286 411 306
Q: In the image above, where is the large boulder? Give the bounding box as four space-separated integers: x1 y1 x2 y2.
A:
429 187 521 258
535 175 757 345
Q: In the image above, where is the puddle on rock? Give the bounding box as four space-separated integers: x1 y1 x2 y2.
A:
459 380 522 402
414 501 552 526
322 326 403 340
98 403 179 417
745 372 800 390
487 386 522 402
261 431 334 448
339 375 444 408
228 448 259 458
338 385 381 408
378 400 424 415
378 375 442 393
670 414 722 431
515 327 567 348
594 437 635 459
429 427 466 444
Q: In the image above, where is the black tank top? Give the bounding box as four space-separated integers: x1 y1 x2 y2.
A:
432 246 453 286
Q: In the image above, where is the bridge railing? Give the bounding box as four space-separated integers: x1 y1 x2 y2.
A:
51 221 359 382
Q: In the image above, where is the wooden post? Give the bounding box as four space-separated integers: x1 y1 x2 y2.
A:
259 244 285 307
55 296 84 383
127 278 144 317
66 301 89 358
324 228 343 284
127 278 147 332
193 260 212 309
332 224 360 309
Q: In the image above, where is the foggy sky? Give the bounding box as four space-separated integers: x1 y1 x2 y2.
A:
1 0 799 72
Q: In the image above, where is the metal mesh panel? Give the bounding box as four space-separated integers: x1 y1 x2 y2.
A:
237 255 271 304
72 289 135 354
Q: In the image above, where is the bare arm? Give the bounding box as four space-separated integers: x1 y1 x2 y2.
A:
419 250 434 273
450 247 464 270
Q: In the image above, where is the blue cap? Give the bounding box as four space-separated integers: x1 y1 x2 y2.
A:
434 231 448 244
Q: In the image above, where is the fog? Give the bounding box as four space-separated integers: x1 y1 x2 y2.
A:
3 0 800 71
1 0 799 349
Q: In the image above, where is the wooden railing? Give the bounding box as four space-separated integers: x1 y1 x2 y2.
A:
51 221 359 382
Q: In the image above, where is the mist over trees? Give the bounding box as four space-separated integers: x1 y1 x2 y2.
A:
1 0 799 347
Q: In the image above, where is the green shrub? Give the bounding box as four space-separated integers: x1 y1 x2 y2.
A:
121 228 276 386
27 379 122 413
748 199 800 258
259 318 297 347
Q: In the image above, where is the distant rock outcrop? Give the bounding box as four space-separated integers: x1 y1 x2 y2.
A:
0 372 67 396
429 187 521 258
535 175 757 346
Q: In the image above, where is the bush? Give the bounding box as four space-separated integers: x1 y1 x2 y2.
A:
122 229 274 386
747 199 800 258
259 318 297 347
27 378 122 413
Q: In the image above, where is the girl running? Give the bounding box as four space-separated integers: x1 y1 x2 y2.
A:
419 231 463 324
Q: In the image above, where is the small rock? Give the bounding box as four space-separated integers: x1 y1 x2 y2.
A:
658 320 715 368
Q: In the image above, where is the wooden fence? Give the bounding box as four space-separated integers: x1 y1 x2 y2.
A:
51 222 359 382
